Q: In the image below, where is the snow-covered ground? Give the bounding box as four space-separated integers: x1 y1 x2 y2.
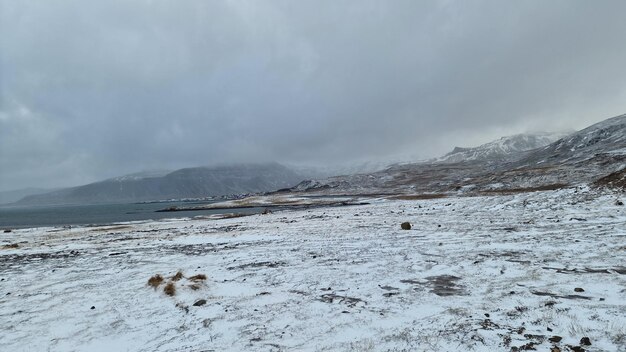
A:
1 188 625 351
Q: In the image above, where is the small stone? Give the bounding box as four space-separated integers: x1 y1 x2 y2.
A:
401 222 411 230
574 287 585 292
547 327 553 332
484 313 490 318
90 306 95 310
616 200 624 206
193 299 207 307
550 347 561 352
580 337 591 346
548 336 562 343
569 346 585 352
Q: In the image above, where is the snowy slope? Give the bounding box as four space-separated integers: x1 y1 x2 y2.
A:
436 132 569 163
517 114 626 166
1 188 625 351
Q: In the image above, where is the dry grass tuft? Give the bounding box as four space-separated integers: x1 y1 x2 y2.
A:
189 284 201 291
189 274 207 281
147 274 164 288
164 282 176 296
171 271 184 281
2 243 19 249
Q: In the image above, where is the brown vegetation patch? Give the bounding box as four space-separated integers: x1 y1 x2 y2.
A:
227 261 286 270
90 225 133 232
390 194 448 200
171 271 184 281
594 168 626 189
164 282 176 296
148 274 164 288
188 274 207 281
2 243 19 249
480 183 568 195
216 213 253 220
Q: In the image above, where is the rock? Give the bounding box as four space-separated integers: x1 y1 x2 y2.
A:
3 229 11 233
568 346 585 352
616 200 624 206
193 299 207 306
580 337 591 346
574 287 585 292
401 222 411 230
548 336 562 343
550 347 561 352
90 306 95 310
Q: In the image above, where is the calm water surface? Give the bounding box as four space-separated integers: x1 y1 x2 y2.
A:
0 201 262 229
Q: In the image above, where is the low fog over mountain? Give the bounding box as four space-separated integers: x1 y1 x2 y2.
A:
15 163 303 206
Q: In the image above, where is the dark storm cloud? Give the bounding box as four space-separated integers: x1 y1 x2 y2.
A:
1 0 626 190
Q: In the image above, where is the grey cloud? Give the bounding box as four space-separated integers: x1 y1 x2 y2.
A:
1 0 626 190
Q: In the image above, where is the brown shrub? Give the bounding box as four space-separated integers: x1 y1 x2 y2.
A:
164 282 176 296
188 274 207 281
171 271 184 281
147 274 164 288
2 243 19 249
391 194 447 200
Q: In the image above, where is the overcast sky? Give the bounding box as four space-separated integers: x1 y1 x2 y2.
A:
1 0 626 190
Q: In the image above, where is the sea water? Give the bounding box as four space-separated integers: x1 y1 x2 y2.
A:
0 201 262 229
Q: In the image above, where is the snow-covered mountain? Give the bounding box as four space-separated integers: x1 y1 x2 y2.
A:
516 114 626 166
436 132 569 163
287 114 626 195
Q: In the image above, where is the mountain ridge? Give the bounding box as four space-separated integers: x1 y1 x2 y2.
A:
435 131 570 164
14 163 304 206
287 114 626 194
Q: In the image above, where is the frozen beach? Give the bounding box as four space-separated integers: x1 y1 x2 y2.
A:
1 188 625 351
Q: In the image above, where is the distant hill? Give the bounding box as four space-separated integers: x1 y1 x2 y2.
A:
0 188 58 205
15 163 304 206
